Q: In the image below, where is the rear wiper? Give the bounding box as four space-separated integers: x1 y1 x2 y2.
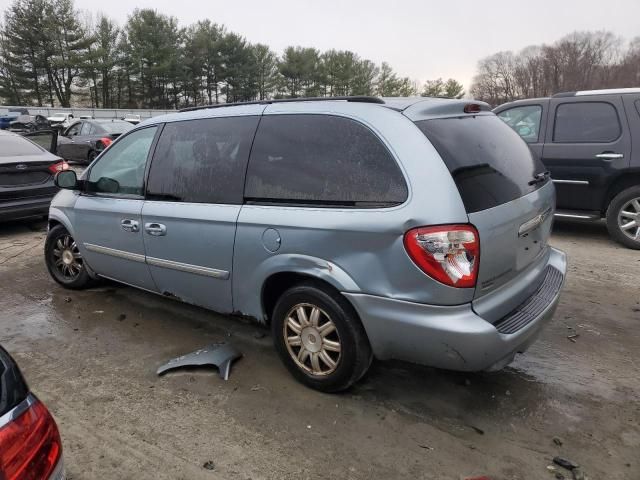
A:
528 171 550 186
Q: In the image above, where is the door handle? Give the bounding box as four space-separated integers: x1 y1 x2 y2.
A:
121 219 139 232
595 153 624 160
145 223 167 236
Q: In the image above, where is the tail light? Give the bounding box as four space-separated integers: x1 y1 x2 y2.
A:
99 137 113 149
47 161 68 175
0 397 63 480
404 225 480 288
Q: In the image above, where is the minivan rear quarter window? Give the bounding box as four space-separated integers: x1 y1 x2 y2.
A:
244 114 408 207
553 102 620 143
415 114 546 213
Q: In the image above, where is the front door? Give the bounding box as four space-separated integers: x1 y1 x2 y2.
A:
74 121 96 162
142 114 261 313
542 96 631 212
74 125 159 290
57 122 82 162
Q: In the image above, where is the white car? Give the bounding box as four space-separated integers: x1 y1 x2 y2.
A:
47 113 74 128
122 114 141 125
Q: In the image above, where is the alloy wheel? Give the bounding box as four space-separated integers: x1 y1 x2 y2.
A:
283 303 342 376
618 197 640 242
52 234 83 280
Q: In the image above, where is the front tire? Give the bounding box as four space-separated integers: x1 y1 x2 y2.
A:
271 282 372 392
606 186 640 249
45 224 95 289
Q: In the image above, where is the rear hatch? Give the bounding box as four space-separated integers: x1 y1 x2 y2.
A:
413 112 554 302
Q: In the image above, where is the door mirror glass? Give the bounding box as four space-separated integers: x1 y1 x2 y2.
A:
55 170 78 189
95 177 119 193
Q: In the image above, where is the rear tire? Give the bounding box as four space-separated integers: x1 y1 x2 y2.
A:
45 224 96 289
87 150 98 163
271 281 372 392
606 186 640 250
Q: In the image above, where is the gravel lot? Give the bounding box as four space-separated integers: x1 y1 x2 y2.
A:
0 217 638 480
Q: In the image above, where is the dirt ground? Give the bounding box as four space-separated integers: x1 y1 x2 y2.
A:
0 217 638 480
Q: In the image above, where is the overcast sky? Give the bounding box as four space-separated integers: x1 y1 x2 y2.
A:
2 0 639 89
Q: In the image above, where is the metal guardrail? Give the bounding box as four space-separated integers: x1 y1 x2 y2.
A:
0 106 176 119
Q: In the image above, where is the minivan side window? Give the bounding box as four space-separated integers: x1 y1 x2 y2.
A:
497 105 542 143
553 102 621 143
244 114 408 207
146 116 259 204
87 126 157 196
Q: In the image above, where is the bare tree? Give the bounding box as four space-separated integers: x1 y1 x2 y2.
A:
471 31 635 106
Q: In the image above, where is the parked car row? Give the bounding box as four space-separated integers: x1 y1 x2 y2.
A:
56 119 133 164
0 108 29 130
494 87 640 249
1 110 147 132
8 114 51 133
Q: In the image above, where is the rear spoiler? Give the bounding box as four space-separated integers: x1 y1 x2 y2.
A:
402 99 492 121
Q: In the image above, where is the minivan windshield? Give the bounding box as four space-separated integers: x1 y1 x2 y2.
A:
415 114 548 213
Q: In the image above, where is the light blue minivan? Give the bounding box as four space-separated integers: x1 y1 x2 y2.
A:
47 96 566 392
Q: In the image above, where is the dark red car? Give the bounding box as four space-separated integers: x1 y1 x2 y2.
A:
0 346 64 479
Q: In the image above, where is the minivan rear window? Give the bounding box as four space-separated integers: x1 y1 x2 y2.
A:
415 115 547 213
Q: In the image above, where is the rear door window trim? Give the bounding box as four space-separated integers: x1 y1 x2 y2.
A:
552 100 622 144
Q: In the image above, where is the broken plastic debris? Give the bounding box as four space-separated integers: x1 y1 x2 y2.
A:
553 456 579 470
156 343 242 381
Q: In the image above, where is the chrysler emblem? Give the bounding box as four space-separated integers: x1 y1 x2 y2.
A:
15 164 27 170
518 208 552 237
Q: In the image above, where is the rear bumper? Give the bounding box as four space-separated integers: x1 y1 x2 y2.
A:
0 196 54 221
345 247 567 372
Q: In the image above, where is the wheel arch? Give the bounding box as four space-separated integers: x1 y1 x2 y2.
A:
48 209 76 237
239 254 361 325
603 170 640 213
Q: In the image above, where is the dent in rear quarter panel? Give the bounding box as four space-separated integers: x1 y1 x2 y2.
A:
232 102 475 322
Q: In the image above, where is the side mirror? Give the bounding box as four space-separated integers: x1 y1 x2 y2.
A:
55 170 78 190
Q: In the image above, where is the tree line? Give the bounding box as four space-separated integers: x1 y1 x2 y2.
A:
0 0 465 108
471 31 640 106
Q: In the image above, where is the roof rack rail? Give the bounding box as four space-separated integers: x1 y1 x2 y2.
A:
179 96 384 113
552 87 640 98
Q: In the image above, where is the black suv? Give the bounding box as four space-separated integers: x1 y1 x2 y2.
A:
494 88 640 249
